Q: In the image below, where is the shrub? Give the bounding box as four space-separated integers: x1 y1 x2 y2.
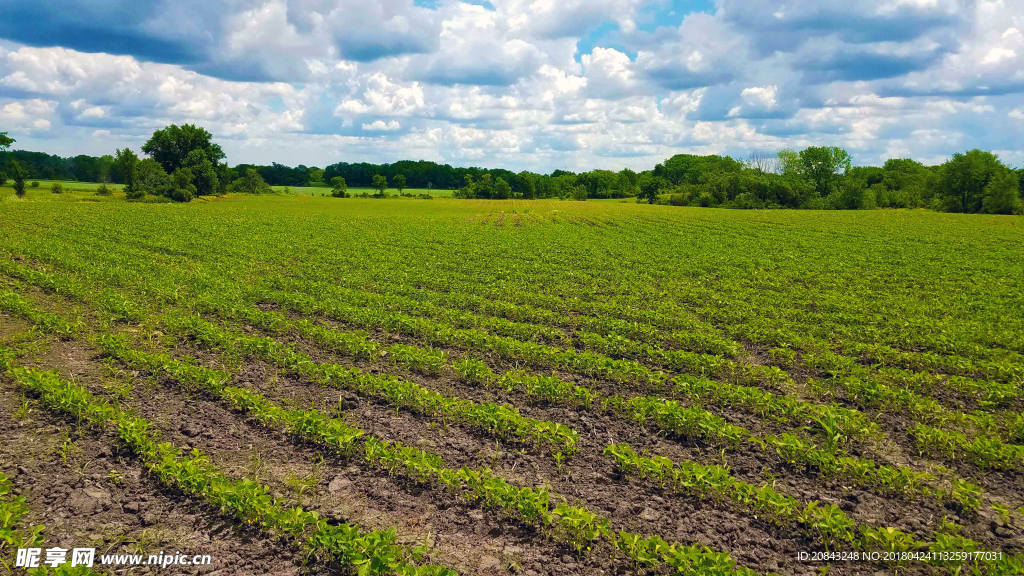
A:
50 181 65 194
0 172 6 186
31 181 40 188
11 160 27 198
96 183 112 196
331 176 347 198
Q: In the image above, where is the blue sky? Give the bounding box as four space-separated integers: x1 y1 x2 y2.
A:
0 0 1021 172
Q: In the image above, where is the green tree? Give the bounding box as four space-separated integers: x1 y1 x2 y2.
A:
141 123 225 174
372 174 388 196
331 176 348 198
516 171 536 199
136 158 169 194
11 160 27 198
393 173 406 194
97 154 114 183
0 172 6 186
981 170 1022 215
617 168 639 196
50 181 64 194
115 148 143 199
493 177 512 199
937 149 1006 213
638 174 663 204
309 167 324 184
799 146 851 197
166 167 196 202
777 149 801 176
230 169 273 195
183 149 218 196
476 173 493 198
0 131 14 152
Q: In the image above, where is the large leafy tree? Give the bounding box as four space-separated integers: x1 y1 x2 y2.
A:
142 124 225 175
936 149 1007 213
798 146 851 197
0 131 15 152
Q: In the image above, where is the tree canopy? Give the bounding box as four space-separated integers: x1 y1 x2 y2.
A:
142 124 225 175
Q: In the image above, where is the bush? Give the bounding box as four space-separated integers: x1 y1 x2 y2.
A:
50 181 65 194
31 181 40 188
11 160 27 198
95 183 112 196
861 188 877 209
165 188 194 202
0 172 6 186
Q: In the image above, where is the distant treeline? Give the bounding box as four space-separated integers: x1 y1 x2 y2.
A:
2 135 1022 214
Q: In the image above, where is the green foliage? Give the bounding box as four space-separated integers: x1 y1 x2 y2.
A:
638 174 663 204
31 180 40 188
393 173 406 193
936 149 1008 213
11 159 27 197
981 169 1022 215
372 174 388 196
115 148 143 199
799 146 852 197
183 149 219 196
135 158 168 194
49 181 64 194
331 176 348 198
493 177 511 199
142 123 225 174
0 131 14 152
230 168 273 195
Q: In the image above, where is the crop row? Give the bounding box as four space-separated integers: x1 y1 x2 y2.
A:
911 424 1024 471
92 335 763 575
266 275 743 358
0 259 1004 511
166 309 984 510
1 281 992 514
802 349 1020 414
824 373 1024 447
0 258 144 324
159 304 995 509
5 255 1010 456
261 250 1023 375
161 314 580 456
0 289 83 340
602 443 1022 573
0 351 454 575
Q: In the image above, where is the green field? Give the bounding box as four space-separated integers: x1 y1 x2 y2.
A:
275 184 454 197
0 194 1022 574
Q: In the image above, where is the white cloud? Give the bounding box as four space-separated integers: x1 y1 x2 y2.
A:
362 119 401 131
0 0 1019 171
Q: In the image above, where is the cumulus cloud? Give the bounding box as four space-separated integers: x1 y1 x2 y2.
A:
0 0 1019 171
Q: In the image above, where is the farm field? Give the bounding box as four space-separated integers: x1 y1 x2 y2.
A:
0 195 1022 575
274 185 454 197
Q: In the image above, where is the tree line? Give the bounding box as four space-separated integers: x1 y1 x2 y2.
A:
1 126 1021 214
